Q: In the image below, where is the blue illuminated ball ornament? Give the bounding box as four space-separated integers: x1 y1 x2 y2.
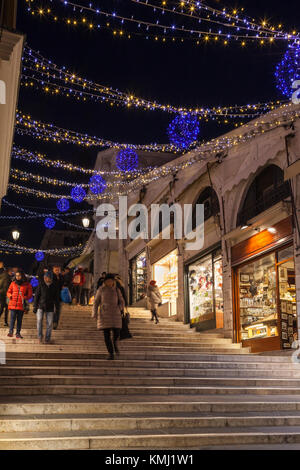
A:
30 277 39 288
56 198 70 212
116 149 139 172
35 251 45 262
167 113 200 150
71 185 86 203
275 43 300 98
44 217 56 229
28 297 34 304
89 175 107 195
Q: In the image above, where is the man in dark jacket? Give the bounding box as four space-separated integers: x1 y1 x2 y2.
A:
52 266 64 330
0 262 12 327
33 271 60 344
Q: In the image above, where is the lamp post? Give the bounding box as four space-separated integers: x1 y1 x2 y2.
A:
82 218 90 228
12 229 20 241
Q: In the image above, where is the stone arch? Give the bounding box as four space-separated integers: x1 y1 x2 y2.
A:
192 186 221 228
235 163 290 228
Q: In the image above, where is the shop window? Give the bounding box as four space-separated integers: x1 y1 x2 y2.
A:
237 165 290 226
130 251 147 304
192 187 220 228
237 245 297 349
238 253 277 342
187 250 223 330
277 247 297 349
153 250 178 306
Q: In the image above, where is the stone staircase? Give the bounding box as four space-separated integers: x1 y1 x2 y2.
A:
0 306 300 449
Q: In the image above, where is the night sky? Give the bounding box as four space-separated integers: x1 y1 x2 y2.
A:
1 0 299 270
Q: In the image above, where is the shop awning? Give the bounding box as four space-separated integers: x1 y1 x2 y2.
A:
68 252 93 269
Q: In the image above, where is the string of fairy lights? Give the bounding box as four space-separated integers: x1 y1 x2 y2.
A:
0 200 94 231
5 2 300 257
10 101 300 205
131 0 291 38
15 111 181 153
21 46 287 119
24 0 300 45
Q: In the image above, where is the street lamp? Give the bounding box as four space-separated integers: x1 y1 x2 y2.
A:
12 230 20 241
82 217 90 228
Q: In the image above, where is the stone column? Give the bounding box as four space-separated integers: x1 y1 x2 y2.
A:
222 238 234 340
176 245 185 323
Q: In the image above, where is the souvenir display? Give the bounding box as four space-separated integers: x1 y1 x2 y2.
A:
239 253 278 341
277 250 297 349
238 246 297 348
188 251 223 329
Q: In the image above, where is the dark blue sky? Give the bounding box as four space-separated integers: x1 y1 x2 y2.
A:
1 0 299 269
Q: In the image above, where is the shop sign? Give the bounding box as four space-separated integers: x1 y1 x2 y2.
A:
284 159 300 181
0 80 6 105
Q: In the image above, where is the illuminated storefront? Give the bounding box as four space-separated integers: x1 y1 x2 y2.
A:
232 217 297 353
153 249 178 316
186 248 224 331
129 250 147 304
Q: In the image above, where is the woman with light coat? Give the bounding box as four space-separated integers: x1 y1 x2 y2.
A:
147 280 162 324
93 274 125 360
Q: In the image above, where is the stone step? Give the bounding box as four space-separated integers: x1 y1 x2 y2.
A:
2 333 236 348
1 366 300 378
1 400 300 416
3 413 300 433
6 352 289 362
2 427 300 449
2 375 300 388
3 346 246 354
4 358 298 369
1 384 300 396
0 332 231 343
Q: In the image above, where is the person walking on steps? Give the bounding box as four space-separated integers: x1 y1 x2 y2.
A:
0 262 11 327
7 270 33 339
147 280 162 324
52 266 64 330
33 271 60 344
72 267 85 306
82 269 93 306
93 273 125 360
96 272 107 290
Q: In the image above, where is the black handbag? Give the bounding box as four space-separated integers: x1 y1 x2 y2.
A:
119 312 132 341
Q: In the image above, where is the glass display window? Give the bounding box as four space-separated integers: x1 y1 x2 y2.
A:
277 246 297 349
187 250 223 329
153 250 178 304
238 253 277 341
130 251 147 304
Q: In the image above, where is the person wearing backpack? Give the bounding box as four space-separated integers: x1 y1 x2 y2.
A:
7 270 33 339
72 267 85 305
147 280 162 324
93 274 125 360
33 271 60 344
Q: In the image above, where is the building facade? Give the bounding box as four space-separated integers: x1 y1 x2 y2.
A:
92 104 300 353
0 0 24 203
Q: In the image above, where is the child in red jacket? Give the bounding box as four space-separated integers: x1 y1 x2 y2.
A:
7 270 32 339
